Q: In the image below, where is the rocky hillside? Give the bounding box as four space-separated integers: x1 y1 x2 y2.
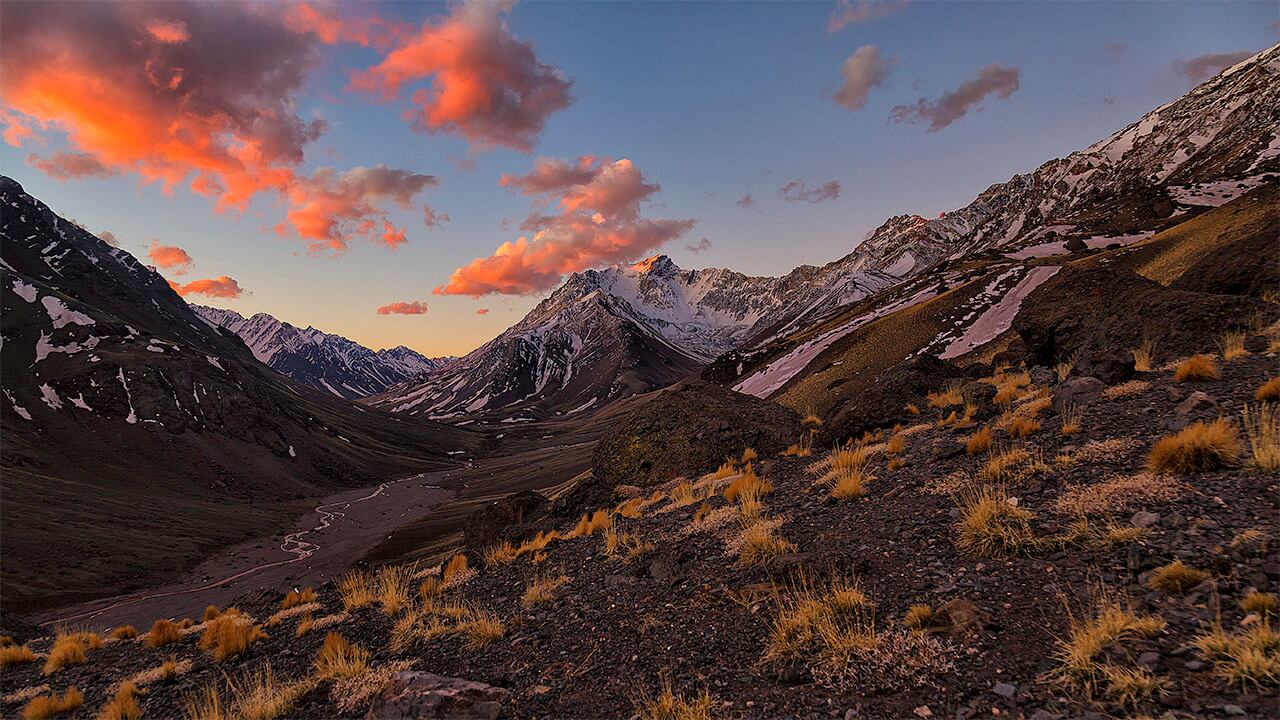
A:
3 323 1275 719
192 305 452 400
0 176 478 612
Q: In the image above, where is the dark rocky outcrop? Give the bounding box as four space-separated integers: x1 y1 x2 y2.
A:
826 356 965 441
462 490 551 555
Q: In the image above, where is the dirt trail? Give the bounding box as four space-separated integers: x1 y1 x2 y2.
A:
35 471 455 631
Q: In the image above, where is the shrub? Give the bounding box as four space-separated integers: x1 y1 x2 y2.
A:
338 571 376 609
145 620 182 648
1241 591 1279 616
1257 377 1280 402
1146 560 1209 595
927 382 964 408
1242 403 1280 471
1008 416 1040 438
965 426 992 455
955 487 1037 556
885 433 906 456
42 634 87 675
456 609 506 648
313 633 369 681
376 565 413 615
1219 331 1247 361
1147 418 1240 474
736 519 797 567
1193 622 1280 688
1132 340 1154 372
97 681 140 720
20 687 82 720
635 680 714 720
280 587 316 611
199 615 265 662
109 625 137 641
723 466 772 503
0 644 36 667
1174 354 1219 382
570 509 613 537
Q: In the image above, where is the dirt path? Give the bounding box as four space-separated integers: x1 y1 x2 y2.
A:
34 470 456 631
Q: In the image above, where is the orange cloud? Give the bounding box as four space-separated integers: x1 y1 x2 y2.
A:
279 165 438 252
169 276 244 299
349 1 572 152
147 240 193 275
377 301 429 315
475 308 490 315
435 156 694 297
27 151 117 180
0 1 439 254
283 2 407 50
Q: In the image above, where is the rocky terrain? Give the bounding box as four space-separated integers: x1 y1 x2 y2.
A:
192 305 453 400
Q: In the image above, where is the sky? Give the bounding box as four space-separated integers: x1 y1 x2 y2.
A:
1 0 1275 357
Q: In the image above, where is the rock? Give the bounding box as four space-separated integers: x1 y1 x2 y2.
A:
1138 652 1160 670
1166 391 1219 431
1054 376 1104 412
1029 365 1056 386
1223 705 1246 716
365 672 510 719
1074 350 1135 385
605 574 637 587
462 490 550 555
1131 511 1160 529
1243 334 1269 353
827 356 965 441
913 706 932 718
768 552 810 573
929 599 988 638
1184 660 1206 671
1064 236 1088 253
992 681 1017 699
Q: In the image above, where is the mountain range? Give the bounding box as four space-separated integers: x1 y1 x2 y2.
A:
192 305 453 400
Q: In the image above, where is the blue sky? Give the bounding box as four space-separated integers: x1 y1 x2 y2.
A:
2 1 1275 356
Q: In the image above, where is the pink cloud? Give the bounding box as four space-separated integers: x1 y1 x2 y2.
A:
435 156 694 297
278 165 438 253
377 300 429 315
828 0 908 34
736 194 755 209
349 1 572 152
147 240 193 274
890 63 1021 132
26 151 117 180
1172 51 1255 86
778 179 841 204
169 276 244 298
834 45 892 111
475 307 490 315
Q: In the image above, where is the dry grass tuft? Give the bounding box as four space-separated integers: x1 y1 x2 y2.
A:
635 680 715 720
1008 416 1041 438
570 509 614 537
1132 340 1154 372
1052 593 1165 697
314 632 369 681
1241 591 1279 616
723 465 772 503
1192 621 1280 688
1219 331 1248 361
280 587 316 611
1241 403 1280 470
108 626 137 641
202 605 221 622
885 433 906 456
20 686 82 720
183 685 227 720
442 553 471 586
1102 379 1151 400
522 575 570 608
904 605 933 630
735 518 797 567
965 426 992 455
976 446 1030 483
338 570 376 609
1099 664 1167 705
1055 356 1076 382
904 402 920 415
144 620 182 649
927 382 964 408
1073 437 1144 464
225 665 315 720
1053 473 1182 516
198 614 265 662
1174 354 1220 382
375 565 413 615
455 609 506 648
0 644 37 667
97 681 140 720
1145 560 1209 595
42 635 87 675
1256 377 1280 402
1147 418 1240 474
955 486 1038 556
1060 402 1082 435
330 660 417 715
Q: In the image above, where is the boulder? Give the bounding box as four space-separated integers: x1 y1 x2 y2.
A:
365 672 510 719
463 490 549 555
1074 350 1135 385
827 356 965 440
1064 236 1088 253
1029 365 1056 386
929 599 989 638
1053 376 1105 412
1166 391 1220 431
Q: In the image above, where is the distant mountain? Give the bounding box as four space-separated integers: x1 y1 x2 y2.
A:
378 45 1280 421
0 176 475 611
192 305 453 400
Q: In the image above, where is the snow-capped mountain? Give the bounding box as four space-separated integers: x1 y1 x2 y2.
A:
377 45 1279 420
192 305 452 400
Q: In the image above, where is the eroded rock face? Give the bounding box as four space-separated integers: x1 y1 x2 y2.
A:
827 356 965 441
463 490 550 556
365 671 511 720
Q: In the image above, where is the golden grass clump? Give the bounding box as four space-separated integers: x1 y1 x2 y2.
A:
802 411 823 427
224 665 315 720
19 686 82 720
442 553 470 586
904 402 920 415
313 632 369 681
108 626 137 641
1256 377 1280 402
1055 356 1076 382
202 605 221 622
887 457 905 471
965 426 992 455
183 685 227 720
1192 622 1280 688
1052 594 1165 696
570 509 613 537
42 634 87 675
376 565 413 615
1008 416 1041 438
991 369 1031 405
280 587 316 610
145 619 182 648
1146 418 1240 474
635 680 715 720
0 644 37 667
1102 379 1151 400
96 681 140 720
830 462 874 501
1145 560 1209 595
904 605 933 630
955 486 1037 556
456 609 506 648
1099 665 1166 706
1060 402 1082 435
616 498 644 519
740 447 758 464
1241 591 1279 616
338 570 376 609
710 461 736 481
1219 331 1248 361
1241 403 1280 470
1132 340 1154 372
1174 354 1220 382
522 575 570 608
198 614 265 662
736 518 797 567
976 446 1030 483
723 465 772 503
885 433 906 456
927 382 964 409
